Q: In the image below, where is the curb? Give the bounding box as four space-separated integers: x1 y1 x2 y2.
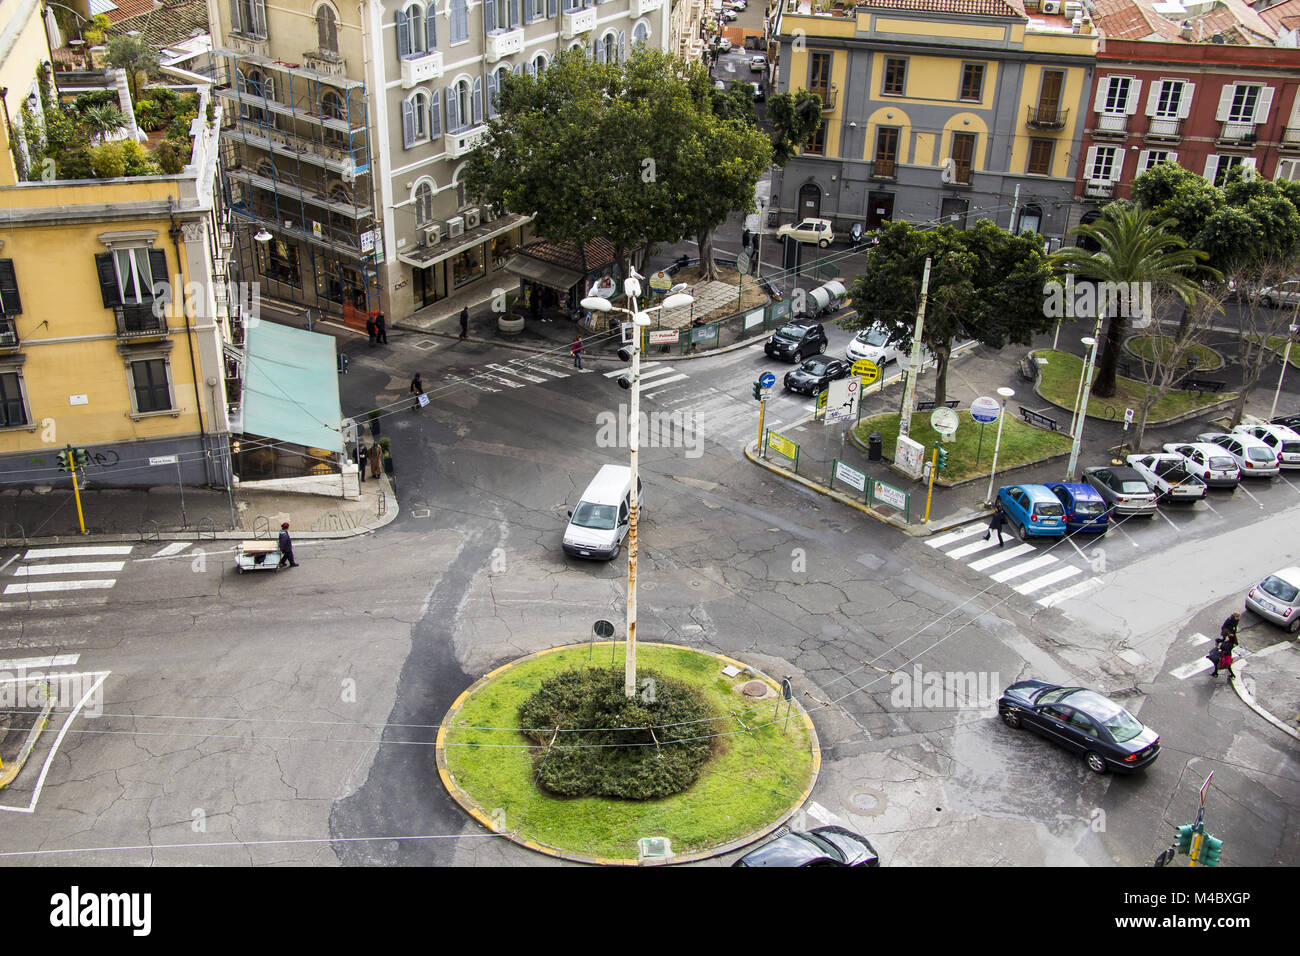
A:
1229 659 1300 742
0 691 54 790
434 641 822 866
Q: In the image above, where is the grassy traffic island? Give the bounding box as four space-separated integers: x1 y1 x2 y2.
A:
1034 350 1234 422
437 643 818 864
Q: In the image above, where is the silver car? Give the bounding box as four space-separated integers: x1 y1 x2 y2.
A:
1196 431 1280 478
1082 465 1158 517
1126 453 1207 503
1246 566 1300 633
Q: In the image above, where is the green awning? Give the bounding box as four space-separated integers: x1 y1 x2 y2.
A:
241 321 344 453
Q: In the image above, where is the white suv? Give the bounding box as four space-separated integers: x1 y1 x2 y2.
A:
1162 442 1241 488
777 217 835 248
1233 422 1300 469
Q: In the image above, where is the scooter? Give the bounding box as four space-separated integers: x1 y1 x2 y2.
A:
849 222 864 250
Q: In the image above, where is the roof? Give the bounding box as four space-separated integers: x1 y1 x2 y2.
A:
1094 0 1278 43
1260 0 1300 31
97 0 161 23
515 237 618 273
102 0 210 48
1092 0 1186 39
1190 0 1277 42
241 322 344 453
858 0 1026 15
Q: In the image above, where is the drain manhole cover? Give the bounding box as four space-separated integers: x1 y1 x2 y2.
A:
852 790 883 813
689 580 703 590
742 680 767 697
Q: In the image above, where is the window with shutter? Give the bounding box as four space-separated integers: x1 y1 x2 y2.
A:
484 0 496 31
317 6 338 54
426 4 437 48
547 0 557 16
524 0 534 21
402 99 416 148
618 30 626 64
229 0 242 33
451 0 467 41
96 252 122 307
446 83 460 132
430 89 442 136
251 0 267 37
131 359 173 414
633 21 648 46
472 75 483 125
0 261 21 315
509 0 519 27
396 8 411 58
487 72 499 119
0 372 28 428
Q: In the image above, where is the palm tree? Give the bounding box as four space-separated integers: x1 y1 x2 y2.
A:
1052 206 1209 398
83 104 127 143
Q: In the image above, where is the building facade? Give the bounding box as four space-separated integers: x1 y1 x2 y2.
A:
1073 38 1300 214
771 0 1098 243
206 0 672 327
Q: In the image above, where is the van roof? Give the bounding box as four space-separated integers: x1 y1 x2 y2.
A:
580 464 633 505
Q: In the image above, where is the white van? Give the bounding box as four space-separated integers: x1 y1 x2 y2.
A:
562 465 645 560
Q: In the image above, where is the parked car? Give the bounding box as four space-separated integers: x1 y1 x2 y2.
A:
785 355 849 395
1082 465 1158 517
777 217 835 248
1245 566 1300 634
748 81 765 102
721 8 738 19
998 680 1160 775
1232 422 1300 469
729 0 748 10
1162 442 1241 488
1256 279 1300 308
713 37 732 52
996 484 1067 539
1195 431 1280 478
733 825 879 867
845 324 905 367
750 53 767 71
1046 482 1109 534
765 319 828 362
1271 412 1300 431
1126 453 1208 503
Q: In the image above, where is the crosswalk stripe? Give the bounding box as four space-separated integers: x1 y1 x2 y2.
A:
638 366 679 381
1013 565 1082 595
639 374 690 394
1036 578 1104 607
518 361 569 379
0 596 109 612
1253 641 1291 658
926 525 987 549
1187 632 1214 646
479 372 527 389
13 562 125 576
22 546 132 559
946 537 1000 560
603 367 628 378
486 363 547 384
0 653 80 669
152 543 190 558
4 580 117 595
967 543 1035 571
1170 658 1213 680
446 373 500 393
990 554 1058 583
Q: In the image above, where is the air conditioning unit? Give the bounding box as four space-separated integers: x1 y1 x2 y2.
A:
447 216 465 238
425 224 443 245
465 208 481 229
1041 0 1061 12
481 204 498 223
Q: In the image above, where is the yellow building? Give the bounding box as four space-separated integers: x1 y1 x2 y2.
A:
0 0 235 487
772 0 1098 242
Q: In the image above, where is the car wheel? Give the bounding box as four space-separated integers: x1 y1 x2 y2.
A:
1085 751 1109 775
1289 615 1300 634
818 342 827 354
819 239 830 248
1263 296 1275 308
1001 708 1021 729
1017 519 1029 541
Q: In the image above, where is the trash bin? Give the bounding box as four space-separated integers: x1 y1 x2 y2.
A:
868 432 883 462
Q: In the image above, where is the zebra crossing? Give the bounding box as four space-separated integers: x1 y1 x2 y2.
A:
925 524 1104 609
446 353 590 394
0 545 133 611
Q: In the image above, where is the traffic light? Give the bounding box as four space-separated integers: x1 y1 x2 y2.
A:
1198 833 1223 867
73 447 89 469
1175 824 1195 855
752 381 762 401
935 445 949 471
57 450 70 472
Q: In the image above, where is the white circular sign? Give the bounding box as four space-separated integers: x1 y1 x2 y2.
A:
970 396 1001 424
930 406 959 437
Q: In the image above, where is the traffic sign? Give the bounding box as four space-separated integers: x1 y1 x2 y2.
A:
970 395 1001 424
759 371 776 389
1124 407 1134 423
930 406 959 439
816 389 829 413
149 455 179 466
736 251 752 275
852 359 879 384
827 377 860 424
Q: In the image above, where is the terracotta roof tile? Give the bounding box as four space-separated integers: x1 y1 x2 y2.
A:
105 0 159 22
1260 0 1300 30
1093 0 1185 39
103 0 210 48
859 0 1025 18
517 238 619 273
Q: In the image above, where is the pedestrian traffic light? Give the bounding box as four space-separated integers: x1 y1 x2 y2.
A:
935 445 949 471
73 447 89 469
57 450 70 472
752 381 762 401
1175 824 1195 855
1198 833 1223 867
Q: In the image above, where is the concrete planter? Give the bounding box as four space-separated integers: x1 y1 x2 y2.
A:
497 313 525 335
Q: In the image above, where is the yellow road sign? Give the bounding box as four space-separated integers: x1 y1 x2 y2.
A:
816 389 829 411
767 431 798 460
852 359 880 384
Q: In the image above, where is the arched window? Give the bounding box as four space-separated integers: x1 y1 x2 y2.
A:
412 90 428 139
532 52 547 76
414 180 435 226
321 89 343 119
486 65 510 119
599 32 616 64
316 5 338 55
406 4 426 55
453 164 468 209
633 21 648 47
330 182 350 204
447 77 472 132
1018 203 1043 236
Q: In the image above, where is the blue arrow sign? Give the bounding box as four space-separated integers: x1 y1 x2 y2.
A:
759 372 776 388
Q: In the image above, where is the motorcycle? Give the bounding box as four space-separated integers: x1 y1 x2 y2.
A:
849 222 864 250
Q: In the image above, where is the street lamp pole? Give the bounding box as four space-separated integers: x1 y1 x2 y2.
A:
1065 335 1100 482
898 257 932 439
755 197 765 281
583 276 694 700
1268 323 1298 422
984 386 1015 505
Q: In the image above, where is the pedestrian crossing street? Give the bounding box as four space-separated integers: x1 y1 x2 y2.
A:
444 353 591 394
925 523 1106 610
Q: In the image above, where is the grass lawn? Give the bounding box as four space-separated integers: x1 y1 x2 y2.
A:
1124 336 1221 371
1247 334 1300 370
855 410 1073 482
441 644 815 861
1035 350 1232 423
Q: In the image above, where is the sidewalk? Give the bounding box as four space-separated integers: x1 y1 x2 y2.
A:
0 473 397 545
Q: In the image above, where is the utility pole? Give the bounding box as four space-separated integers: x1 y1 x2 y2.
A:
898 257 932 438
1009 183 1020 234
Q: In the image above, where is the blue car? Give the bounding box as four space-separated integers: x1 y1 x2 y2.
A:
1046 482 1109 534
997 484 1067 539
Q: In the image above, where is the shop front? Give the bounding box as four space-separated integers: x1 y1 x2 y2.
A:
398 215 531 315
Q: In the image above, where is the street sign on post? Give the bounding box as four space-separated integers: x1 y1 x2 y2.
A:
852 359 879 384
826 377 859 424
759 372 776 389
970 396 1001 424
930 406 959 441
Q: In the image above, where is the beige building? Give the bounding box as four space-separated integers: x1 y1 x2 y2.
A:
206 0 673 327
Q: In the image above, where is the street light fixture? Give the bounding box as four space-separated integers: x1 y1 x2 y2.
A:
984 386 1015 505
582 272 694 699
1065 335 1100 482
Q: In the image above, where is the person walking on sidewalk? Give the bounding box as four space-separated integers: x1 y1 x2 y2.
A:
460 307 469 340
1220 611 1240 642
375 312 388 344
278 522 299 568
571 335 584 369
410 373 425 412
1208 632 1238 678
365 314 376 347
984 501 1006 547
356 441 368 483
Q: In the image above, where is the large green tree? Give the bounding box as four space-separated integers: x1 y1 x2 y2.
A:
1052 206 1207 399
104 35 157 105
845 220 1056 406
767 90 823 167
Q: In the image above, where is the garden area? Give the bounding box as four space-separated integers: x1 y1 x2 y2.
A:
1034 349 1233 421
1123 335 1221 371
439 643 816 862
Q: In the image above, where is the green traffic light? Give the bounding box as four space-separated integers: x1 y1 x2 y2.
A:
1176 824 1195 854
1199 834 1223 867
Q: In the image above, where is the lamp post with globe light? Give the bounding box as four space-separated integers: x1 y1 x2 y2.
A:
1269 323 1298 422
582 271 694 699
1065 335 1100 482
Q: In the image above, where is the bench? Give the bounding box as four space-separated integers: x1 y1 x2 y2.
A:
1018 357 1038 383
916 400 960 411
1020 406 1061 431
1183 378 1227 393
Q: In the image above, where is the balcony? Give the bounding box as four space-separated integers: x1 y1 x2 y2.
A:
634 0 664 13
809 85 836 112
1092 113 1129 138
485 28 525 62
1217 121 1258 148
1282 127 1300 153
0 316 18 351
561 7 597 38
227 120 363 176
1026 105 1068 130
948 165 972 188
869 158 897 180
115 304 168 340
1144 116 1182 143
400 51 444 87
303 51 347 76
227 33 270 58
447 125 488 159
1084 179 1114 199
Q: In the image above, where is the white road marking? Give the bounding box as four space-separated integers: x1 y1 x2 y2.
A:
968 543 1035 571
1170 658 1214 680
1036 577 1104 607
151 542 190 558
0 596 110 612
946 537 1001 560
1014 565 1082 595
639 374 690 394
445 373 499 393
3 580 117 595
1188 632 1214 646
479 372 527 389
990 554 1058 583
22 546 132 559
486 363 547 384
926 525 987 549
12 562 125 576
637 366 680 381
518 361 569 379
1154 507 1180 531
0 653 80 669
1237 483 1265 508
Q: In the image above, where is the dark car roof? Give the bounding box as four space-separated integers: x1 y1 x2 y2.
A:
1049 482 1103 501
735 826 877 867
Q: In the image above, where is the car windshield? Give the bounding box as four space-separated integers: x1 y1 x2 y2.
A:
800 359 828 373
1066 690 1145 743
777 324 805 339
1121 481 1151 494
1284 441 1300 453
1210 456 1236 470
1247 447 1274 461
1076 500 1105 515
570 502 617 531
1261 575 1300 603
856 329 888 346
1034 502 1064 517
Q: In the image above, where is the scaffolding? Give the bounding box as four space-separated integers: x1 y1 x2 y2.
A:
209 49 379 317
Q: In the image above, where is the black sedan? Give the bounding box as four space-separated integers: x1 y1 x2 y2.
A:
733 825 880 867
1273 413 1300 431
998 680 1160 774
784 356 849 395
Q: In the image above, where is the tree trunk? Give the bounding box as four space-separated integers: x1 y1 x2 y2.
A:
931 342 951 408
697 226 718 282
1091 314 1125 399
